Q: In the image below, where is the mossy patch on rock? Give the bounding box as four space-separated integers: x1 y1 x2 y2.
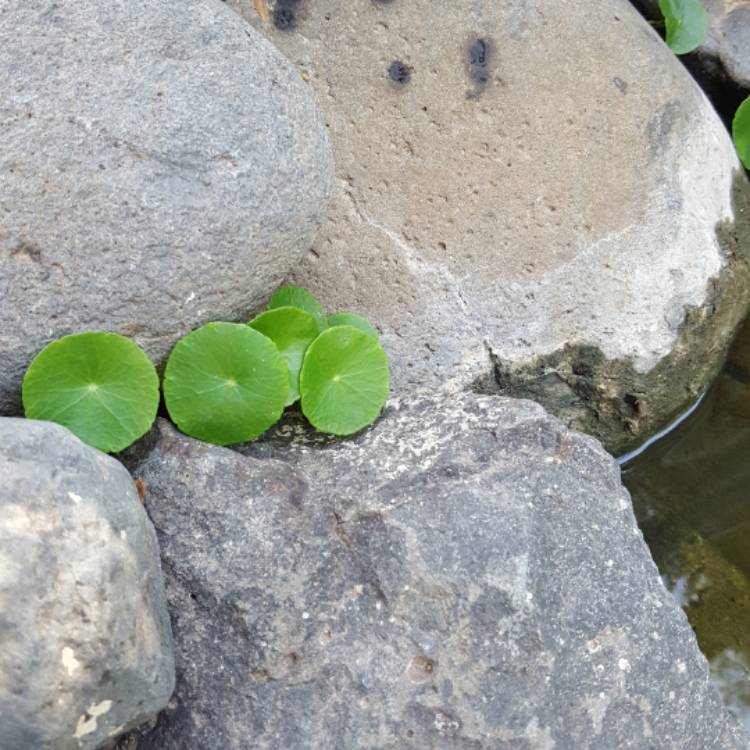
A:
475 170 750 456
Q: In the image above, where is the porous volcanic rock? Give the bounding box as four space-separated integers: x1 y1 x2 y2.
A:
231 0 750 455
0 418 174 750
117 396 746 749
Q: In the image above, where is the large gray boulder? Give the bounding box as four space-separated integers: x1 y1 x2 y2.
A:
0 0 333 414
230 0 750 456
118 397 745 749
0 418 175 749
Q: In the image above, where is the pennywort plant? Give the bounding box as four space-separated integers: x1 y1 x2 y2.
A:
658 0 707 55
21 286 390 451
162 322 290 445
734 96 750 170
22 332 160 453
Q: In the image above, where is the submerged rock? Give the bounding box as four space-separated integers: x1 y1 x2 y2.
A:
0 418 174 750
231 0 750 455
0 0 333 415
118 396 744 749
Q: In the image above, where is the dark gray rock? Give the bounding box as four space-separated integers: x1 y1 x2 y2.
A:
0 418 174 750
120 395 746 749
0 0 333 414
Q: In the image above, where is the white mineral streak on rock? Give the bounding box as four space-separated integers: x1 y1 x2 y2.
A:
73 700 113 739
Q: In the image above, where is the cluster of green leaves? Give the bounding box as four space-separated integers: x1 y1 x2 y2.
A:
22 287 390 452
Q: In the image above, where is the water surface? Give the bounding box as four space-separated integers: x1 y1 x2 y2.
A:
622 316 750 731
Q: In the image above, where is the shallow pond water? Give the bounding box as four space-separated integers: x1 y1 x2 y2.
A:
621 315 750 732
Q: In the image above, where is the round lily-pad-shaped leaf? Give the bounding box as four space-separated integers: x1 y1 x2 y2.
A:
268 285 327 332
163 322 289 445
22 332 159 453
249 306 319 406
327 312 378 339
733 96 750 170
300 325 390 436
658 0 707 54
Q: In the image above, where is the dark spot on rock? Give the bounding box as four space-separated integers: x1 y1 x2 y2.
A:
273 0 301 31
438 464 461 479
10 241 42 263
468 37 491 86
98 669 113 687
613 77 628 94
274 8 294 30
624 394 640 413
388 60 411 84
572 360 593 378
646 101 681 159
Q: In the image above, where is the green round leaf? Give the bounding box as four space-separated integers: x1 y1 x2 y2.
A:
22 332 159 453
300 326 390 436
268 285 327 332
659 0 707 54
163 322 289 445
327 312 378 339
249 306 319 406
733 96 750 170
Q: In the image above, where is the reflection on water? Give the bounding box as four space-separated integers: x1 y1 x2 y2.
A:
621 315 750 732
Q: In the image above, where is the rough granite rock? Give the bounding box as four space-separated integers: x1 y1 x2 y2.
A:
633 0 750 90
0 418 175 750
0 0 333 415
118 397 746 749
229 0 750 456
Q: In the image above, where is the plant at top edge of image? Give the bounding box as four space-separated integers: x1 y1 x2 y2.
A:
658 0 707 55
733 96 750 170
655 4 750 175
21 286 390 451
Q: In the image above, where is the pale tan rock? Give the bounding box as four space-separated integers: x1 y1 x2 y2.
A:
234 0 750 455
